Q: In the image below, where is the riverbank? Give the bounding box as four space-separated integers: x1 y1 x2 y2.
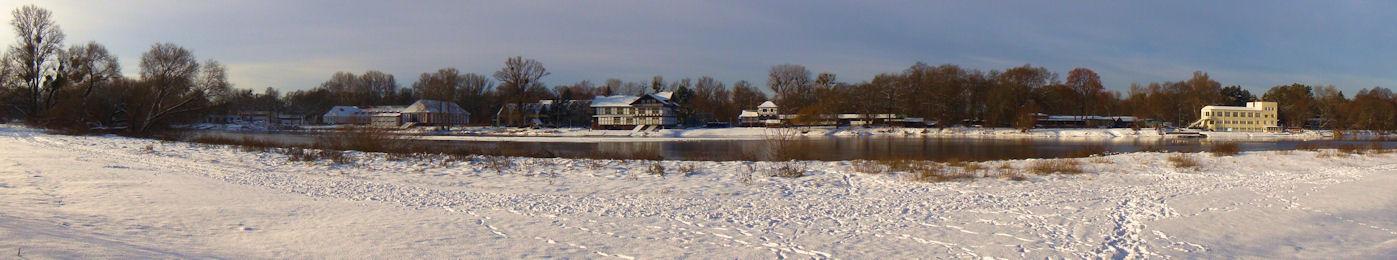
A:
190 123 1337 142
3 124 1396 258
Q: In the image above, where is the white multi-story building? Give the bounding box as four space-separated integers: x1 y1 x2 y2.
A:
591 93 678 130
1191 101 1280 132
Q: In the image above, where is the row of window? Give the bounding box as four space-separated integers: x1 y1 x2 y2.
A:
597 116 670 125
1218 120 1273 125
1225 127 1268 132
1206 110 1270 118
597 107 670 115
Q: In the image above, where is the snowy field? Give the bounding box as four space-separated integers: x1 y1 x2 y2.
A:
3 124 1396 258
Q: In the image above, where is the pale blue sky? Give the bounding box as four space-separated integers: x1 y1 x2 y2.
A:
5 1 1395 95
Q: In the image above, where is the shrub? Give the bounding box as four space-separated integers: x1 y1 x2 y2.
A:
316 127 397 152
905 163 979 182
770 161 806 178
739 163 756 185
482 156 510 174
285 147 314 162
647 163 666 177
1209 142 1241 156
678 163 698 177
958 162 986 173
1028 159 1083 175
319 150 352 164
1088 156 1113 164
851 160 887 174
586 159 605 170
1167 154 1199 169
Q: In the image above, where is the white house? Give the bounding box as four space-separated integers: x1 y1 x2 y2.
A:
321 99 466 127
1188 101 1280 132
738 110 761 127
323 106 367 124
322 106 404 125
757 101 778 117
591 93 678 130
370 112 402 128
401 99 469 126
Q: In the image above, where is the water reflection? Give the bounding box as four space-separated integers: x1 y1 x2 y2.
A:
192 131 1397 161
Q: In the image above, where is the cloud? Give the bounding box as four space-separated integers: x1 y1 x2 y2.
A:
0 0 1393 94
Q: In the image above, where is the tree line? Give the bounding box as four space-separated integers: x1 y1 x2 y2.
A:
4 5 1394 133
0 5 230 134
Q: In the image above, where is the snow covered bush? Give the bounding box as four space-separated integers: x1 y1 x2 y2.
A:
769 161 806 178
647 163 666 177
850 160 888 174
1167 154 1199 170
677 163 698 177
1028 159 1083 175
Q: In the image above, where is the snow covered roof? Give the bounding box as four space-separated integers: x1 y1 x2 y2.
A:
739 110 758 118
1201 105 1261 111
647 94 677 106
654 91 674 99
362 106 405 113
758 101 777 108
591 95 641 107
591 94 676 107
323 106 364 117
403 100 469 115
1037 115 1137 122
1203 101 1276 111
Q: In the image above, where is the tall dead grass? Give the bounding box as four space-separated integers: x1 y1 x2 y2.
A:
1167 154 1200 169
1208 142 1241 156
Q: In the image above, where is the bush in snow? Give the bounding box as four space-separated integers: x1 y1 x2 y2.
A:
678 163 698 177
1028 159 1083 175
769 161 806 178
1209 142 1241 156
647 163 666 177
1167 154 1199 170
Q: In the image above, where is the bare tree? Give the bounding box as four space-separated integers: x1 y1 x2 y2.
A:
130 43 218 134
767 64 812 112
60 41 120 100
1065 68 1103 116
731 80 767 109
651 75 665 93
197 59 231 104
359 70 397 104
6 5 64 116
493 56 549 126
602 78 622 96
413 68 466 102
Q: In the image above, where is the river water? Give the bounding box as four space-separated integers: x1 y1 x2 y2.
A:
190 131 1397 161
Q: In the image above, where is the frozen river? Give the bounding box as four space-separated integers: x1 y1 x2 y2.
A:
191 130 1397 161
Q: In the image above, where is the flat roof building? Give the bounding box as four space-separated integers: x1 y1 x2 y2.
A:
1190 101 1280 132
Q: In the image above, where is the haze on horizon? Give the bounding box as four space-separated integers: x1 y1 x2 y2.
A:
5 0 1394 95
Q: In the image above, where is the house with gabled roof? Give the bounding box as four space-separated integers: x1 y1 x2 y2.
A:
590 93 678 130
321 99 467 127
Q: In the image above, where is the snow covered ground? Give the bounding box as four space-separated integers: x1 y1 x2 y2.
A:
3 124 1396 258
